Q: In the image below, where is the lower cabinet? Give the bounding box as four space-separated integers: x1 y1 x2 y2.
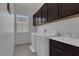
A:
50 44 71 56
50 45 61 56
61 50 71 56
50 39 79 56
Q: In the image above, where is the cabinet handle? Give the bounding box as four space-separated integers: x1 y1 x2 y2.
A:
57 49 62 53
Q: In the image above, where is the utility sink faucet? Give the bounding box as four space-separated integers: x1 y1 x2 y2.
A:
44 29 47 33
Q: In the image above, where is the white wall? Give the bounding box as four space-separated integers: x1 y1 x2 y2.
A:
37 15 79 39
15 33 31 45
14 4 32 44
14 3 44 45
0 3 15 56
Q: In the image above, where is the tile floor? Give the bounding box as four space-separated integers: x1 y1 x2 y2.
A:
13 43 38 56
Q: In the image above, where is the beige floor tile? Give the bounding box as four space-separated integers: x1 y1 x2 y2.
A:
13 44 37 56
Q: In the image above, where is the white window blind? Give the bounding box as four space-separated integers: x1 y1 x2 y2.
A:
16 15 28 33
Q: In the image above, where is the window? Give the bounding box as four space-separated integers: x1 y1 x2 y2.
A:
16 15 28 33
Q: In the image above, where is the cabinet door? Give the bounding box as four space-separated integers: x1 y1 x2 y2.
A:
41 4 47 24
61 50 71 56
50 45 61 56
33 14 37 26
36 8 42 25
47 3 59 22
60 3 79 18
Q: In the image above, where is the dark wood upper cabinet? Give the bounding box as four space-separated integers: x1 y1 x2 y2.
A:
33 8 42 26
36 8 42 25
47 3 59 21
33 14 36 26
41 4 47 24
60 3 79 18
33 3 79 26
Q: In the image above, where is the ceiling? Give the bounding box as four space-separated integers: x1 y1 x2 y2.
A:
14 3 44 15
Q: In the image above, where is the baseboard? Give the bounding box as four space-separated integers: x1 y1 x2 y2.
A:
15 42 31 46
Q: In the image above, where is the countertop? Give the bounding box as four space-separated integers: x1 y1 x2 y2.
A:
50 36 79 47
33 32 79 47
